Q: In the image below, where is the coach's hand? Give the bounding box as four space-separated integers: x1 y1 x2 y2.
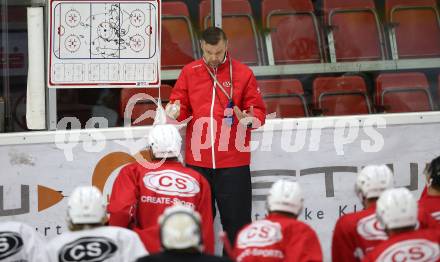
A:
165 100 181 120
234 106 255 127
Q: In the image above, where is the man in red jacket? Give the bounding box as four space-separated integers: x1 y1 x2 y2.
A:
419 156 440 223
107 124 214 254
166 27 266 244
233 179 323 262
363 188 440 262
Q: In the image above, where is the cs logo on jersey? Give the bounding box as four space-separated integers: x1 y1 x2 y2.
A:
377 239 439 262
236 220 282 248
143 170 200 197
59 237 117 262
357 214 387 241
0 232 23 259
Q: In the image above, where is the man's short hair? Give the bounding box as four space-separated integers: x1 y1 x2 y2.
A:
201 27 227 45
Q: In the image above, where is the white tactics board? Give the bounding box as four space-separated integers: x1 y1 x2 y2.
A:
48 0 160 88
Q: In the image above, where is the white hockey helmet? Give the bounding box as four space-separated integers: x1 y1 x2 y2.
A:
376 187 418 230
355 165 394 200
267 179 303 215
159 205 202 250
67 186 106 224
148 124 182 159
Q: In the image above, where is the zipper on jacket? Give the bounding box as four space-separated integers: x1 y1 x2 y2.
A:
210 68 217 169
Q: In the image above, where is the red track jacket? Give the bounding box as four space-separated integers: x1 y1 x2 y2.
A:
107 161 214 254
170 56 266 169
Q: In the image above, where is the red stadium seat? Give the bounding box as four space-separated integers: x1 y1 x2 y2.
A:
375 72 433 113
199 0 262 65
162 1 197 69
313 76 372 116
323 0 387 62
258 78 309 118
119 85 173 126
261 0 324 64
386 0 440 59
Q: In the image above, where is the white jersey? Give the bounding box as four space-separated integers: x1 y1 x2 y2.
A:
43 226 148 262
0 221 45 262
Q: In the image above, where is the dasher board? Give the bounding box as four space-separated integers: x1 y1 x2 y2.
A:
48 0 161 88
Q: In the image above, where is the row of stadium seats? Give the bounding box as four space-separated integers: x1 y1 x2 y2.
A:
260 72 436 117
120 73 440 125
161 0 440 68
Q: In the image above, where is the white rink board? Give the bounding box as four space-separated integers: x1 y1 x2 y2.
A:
0 120 439 261
48 0 160 88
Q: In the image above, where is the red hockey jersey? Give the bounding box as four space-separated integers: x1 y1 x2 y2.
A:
419 193 440 223
107 161 214 254
233 213 322 262
362 229 440 262
332 204 439 261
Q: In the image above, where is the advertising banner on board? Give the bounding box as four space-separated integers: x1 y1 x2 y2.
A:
1 119 439 259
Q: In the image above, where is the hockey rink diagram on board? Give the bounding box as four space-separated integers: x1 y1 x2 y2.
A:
48 0 160 87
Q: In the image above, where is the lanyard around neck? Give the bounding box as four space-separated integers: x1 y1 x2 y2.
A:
205 58 234 101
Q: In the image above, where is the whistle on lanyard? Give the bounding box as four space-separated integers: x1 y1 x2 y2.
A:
224 99 234 126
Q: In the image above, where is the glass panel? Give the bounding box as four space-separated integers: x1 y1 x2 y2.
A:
248 0 440 118
198 0 262 65
57 88 120 129
1 4 29 132
2 0 439 132
161 0 198 69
